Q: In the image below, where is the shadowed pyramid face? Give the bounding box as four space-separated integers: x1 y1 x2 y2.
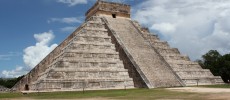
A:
13 0 224 92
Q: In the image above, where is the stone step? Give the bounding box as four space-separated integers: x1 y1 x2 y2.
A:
174 69 211 72
52 68 128 72
46 71 130 79
60 58 122 63
85 22 105 29
162 54 190 61
33 79 134 91
66 49 118 54
69 43 115 51
151 41 170 48
181 76 224 84
77 34 111 39
61 58 122 63
86 20 104 24
172 67 202 71
72 41 114 46
84 27 107 31
58 62 124 69
170 63 201 69
42 78 133 82
82 28 108 33
154 46 171 49
78 30 109 38
214 78 225 83
182 78 216 86
63 53 119 59
157 48 180 55
149 36 161 42
35 55 66 79
63 56 119 61
167 60 198 65
181 76 222 80
37 63 128 79
63 52 119 59
177 71 214 78
33 78 134 88
86 16 103 22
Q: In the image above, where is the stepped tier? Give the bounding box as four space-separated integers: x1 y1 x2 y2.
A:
13 1 224 92
13 16 134 92
131 20 224 86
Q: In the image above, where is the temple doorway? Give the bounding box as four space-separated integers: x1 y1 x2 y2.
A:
25 84 29 91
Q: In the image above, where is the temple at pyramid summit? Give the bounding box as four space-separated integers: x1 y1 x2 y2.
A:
13 1 223 92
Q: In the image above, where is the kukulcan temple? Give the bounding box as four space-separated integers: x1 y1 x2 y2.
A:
13 0 223 92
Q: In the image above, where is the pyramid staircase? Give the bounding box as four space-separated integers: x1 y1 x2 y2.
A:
130 20 224 86
13 1 224 92
102 17 183 88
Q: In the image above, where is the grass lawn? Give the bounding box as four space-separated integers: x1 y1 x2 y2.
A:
0 88 207 100
1 84 230 100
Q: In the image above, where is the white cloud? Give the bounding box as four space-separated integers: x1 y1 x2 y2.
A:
1 66 27 78
56 0 133 6
133 0 230 60
57 0 87 6
1 30 58 78
48 17 82 24
23 30 58 69
60 26 76 32
151 23 176 34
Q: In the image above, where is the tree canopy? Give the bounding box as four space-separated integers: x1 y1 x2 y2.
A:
198 50 230 83
0 75 24 88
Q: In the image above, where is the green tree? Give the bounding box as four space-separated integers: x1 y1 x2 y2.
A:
219 54 230 82
199 50 230 83
202 50 222 76
0 75 24 88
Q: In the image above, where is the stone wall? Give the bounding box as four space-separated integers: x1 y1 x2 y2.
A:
85 1 130 20
13 16 134 92
131 20 224 86
103 17 183 88
13 20 87 91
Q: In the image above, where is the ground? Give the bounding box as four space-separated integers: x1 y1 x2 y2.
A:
167 87 230 100
167 87 230 93
1 85 230 100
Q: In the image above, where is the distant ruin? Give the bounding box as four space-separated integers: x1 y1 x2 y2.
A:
13 1 223 92
0 85 10 92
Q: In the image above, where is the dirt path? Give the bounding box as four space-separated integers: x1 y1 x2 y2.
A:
167 87 230 93
167 87 230 100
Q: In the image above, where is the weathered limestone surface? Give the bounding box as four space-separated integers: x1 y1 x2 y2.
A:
103 17 183 88
13 0 224 92
131 21 224 86
0 85 10 92
85 1 130 19
13 16 134 92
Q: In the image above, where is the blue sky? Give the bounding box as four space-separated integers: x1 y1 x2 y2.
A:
1 0 230 78
0 0 141 77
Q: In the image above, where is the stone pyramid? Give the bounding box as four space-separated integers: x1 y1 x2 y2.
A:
13 1 223 92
